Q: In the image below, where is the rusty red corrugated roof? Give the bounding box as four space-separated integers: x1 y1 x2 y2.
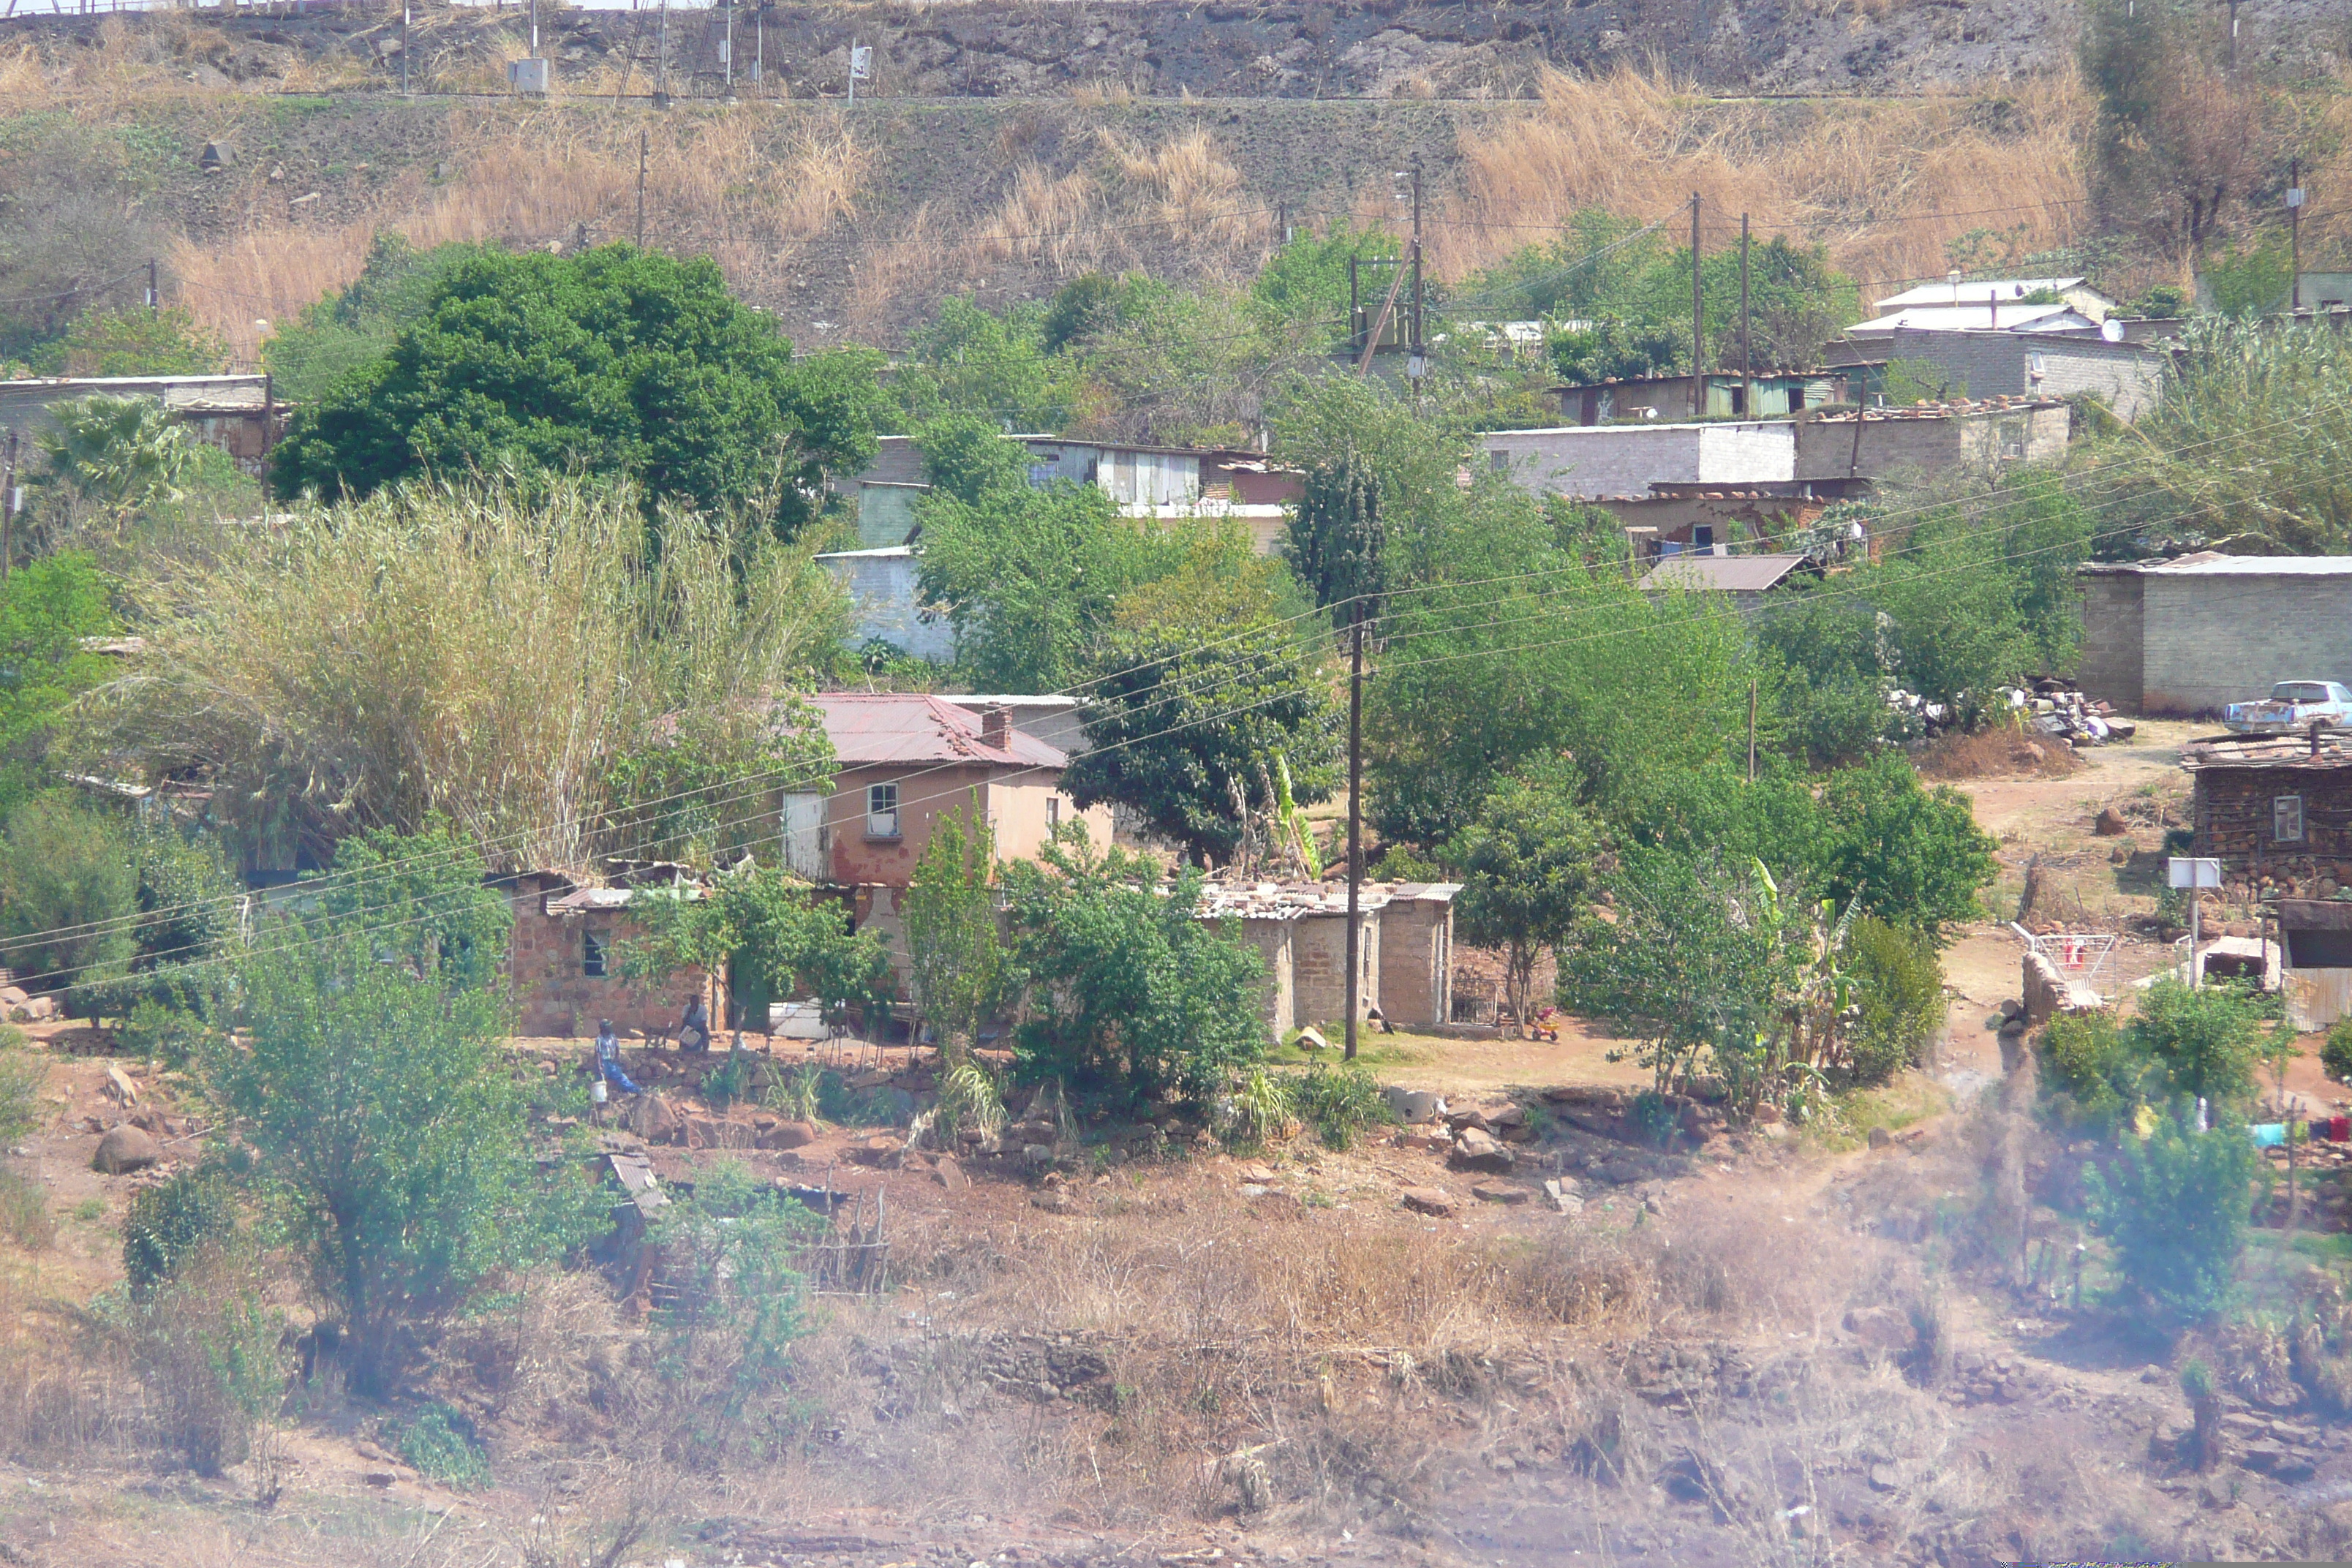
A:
806 693 1068 769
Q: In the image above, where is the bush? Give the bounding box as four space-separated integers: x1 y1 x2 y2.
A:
127 1257 288 1477
1290 1062 1393 1151
2037 1009 2145 1128
1001 831 1270 1109
2323 1021 2352 1085
394 1403 490 1490
2135 978 2266 1106
0 1025 45 1144
0 1169 51 1250
2087 1112 2266 1319
1844 916 1945 1086
123 1170 237 1300
0 792 136 1009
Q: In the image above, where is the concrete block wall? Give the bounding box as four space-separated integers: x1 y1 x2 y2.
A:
1483 423 1795 500
1375 899 1451 1028
1882 331 2166 421
1292 911 1379 1029
2143 575 2352 715
2074 570 2144 712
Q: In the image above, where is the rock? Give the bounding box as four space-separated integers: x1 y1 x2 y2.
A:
1866 1463 1902 1493
848 1134 902 1165
1472 1183 1530 1205
1238 1162 1278 1185
1400 1186 1458 1218
634 1093 680 1144
1237 1183 1270 1197
1486 1103 1527 1129
932 1155 968 1191
1030 1188 1073 1214
198 140 236 173
1450 1127 1515 1174
1843 1304 1915 1354
1382 1085 1441 1123
0 984 26 1006
92 1124 162 1175
1867 1126 1893 1150
758 1119 817 1150
1294 1025 1329 1052
1542 1178 1585 1215
104 1063 138 1107
1022 1142 1057 1167
1752 1102 1783 1125
681 1114 723 1148
2094 805 2129 836
1396 1130 1450 1153
10 995 56 1022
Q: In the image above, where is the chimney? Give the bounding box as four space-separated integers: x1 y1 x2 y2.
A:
981 704 1011 752
2314 720 2327 759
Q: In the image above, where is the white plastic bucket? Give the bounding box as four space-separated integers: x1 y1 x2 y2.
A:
592 1078 608 1105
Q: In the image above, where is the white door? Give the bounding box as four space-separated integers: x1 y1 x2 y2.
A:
782 792 826 880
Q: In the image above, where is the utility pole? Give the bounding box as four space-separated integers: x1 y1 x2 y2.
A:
848 36 858 107
636 127 648 248
1 430 16 584
1407 160 1425 411
755 4 763 89
723 1 733 93
2228 0 2239 69
1747 679 1757 783
529 0 538 57
2291 157 2306 310
1343 608 1364 1063
400 0 410 94
1739 212 1752 419
655 0 670 104
144 257 159 312
1689 192 1704 421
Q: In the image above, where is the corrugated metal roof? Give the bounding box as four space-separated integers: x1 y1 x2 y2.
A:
1194 879 1460 920
2182 734 2352 769
1875 276 2089 309
1844 304 2094 335
807 692 1068 769
2141 555 2352 577
1639 554 1809 593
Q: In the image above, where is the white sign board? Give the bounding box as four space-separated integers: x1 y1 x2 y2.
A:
849 45 872 80
2168 856 2223 889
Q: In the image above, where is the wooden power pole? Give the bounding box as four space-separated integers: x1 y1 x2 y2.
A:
1689 192 1704 418
1344 610 1364 1061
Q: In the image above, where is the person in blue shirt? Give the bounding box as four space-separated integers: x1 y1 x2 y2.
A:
593 1019 642 1096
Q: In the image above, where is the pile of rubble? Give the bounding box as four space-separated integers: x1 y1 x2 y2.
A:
1886 687 1958 736
2005 676 2136 745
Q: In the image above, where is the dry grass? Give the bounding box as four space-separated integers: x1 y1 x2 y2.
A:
1436 67 2092 294
170 110 872 364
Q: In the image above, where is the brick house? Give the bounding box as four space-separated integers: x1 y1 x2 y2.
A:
784 693 1115 984
507 871 715 1039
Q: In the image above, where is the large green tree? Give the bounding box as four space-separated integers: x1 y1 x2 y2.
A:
0 552 118 815
268 244 882 535
1447 774 1599 1026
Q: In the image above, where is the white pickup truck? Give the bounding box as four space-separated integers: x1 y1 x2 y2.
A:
2223 679 2352 735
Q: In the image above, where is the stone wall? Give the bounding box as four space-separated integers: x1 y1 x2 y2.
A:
510 889 712 1040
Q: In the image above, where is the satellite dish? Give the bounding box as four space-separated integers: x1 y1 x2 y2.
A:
2100 318 2125 342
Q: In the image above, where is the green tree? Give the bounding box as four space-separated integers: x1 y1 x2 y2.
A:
0 791 135 1006
1447 774 1599 1026
36 306 227 378
911 412 1030 506
1815 753 1999 941
1546 317 1684 385
892 297 1072 430
1063 542 1341 864
621 866 893 1036
914 473 1180 693
902 800 1005 1057
268 245 881 536
1001 829 1269 1107
1250 222 1403 347
0 553 119 815
312 822 514 992
263 235 497 404
2087 1111 2264 1319
195 921 592 1395
1286 448 1384 623
2133 977 2266 1105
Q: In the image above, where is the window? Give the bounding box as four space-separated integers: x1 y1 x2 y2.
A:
2276 794 2306 843
1047 796 1061 828
582 930 607 978
2289 927 2352 968
1489 450 1509 473
867 782 901 839
1692 524 1714 551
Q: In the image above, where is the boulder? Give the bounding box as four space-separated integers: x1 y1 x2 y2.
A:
634 1093 680 1144
1381 1085 1441 1123
92 1123 162 1175
1843 1304 1915 1354
1030 1188 1074 1214
1400 1186 1458 1218
1542 1177 1584 1215
932 1155 969 1192
1022 1142 1058 1168
10 995 56 1022
2094 805 2129 837
758 1119 817 1150
1450 1127 1515 1174
1867 1126 1893 1150
0 984 26 1006
1472 1183 1530 1206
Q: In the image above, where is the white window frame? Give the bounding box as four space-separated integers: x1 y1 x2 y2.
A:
867 782 902 840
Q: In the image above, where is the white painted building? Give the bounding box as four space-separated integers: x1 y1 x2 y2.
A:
1480 421 1796 501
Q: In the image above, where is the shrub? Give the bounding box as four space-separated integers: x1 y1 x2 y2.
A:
2087 1113 2266 1319
2037 1009 2144 1128
1844 916 1945 1086
123 1170 237 1300
1290 1062 1393 1151
0 1025 45 1144
2135 978 2266 1107
2323 1021 2352 1085
127 1259 288 1477
1220 1069 1294 1150
0 1169 51 1249
0 792 137 1009
394 1403 490 1490
1001 830 1270 1109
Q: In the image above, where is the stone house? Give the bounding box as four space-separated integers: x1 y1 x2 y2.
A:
1790 396 2070 481
1195 879 1461 1036
0 374 279 475
1636 551 1817 617
1550 370 1852 425
1833 328 2167 421
1481 421 1798 500
2182 730 2352 898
